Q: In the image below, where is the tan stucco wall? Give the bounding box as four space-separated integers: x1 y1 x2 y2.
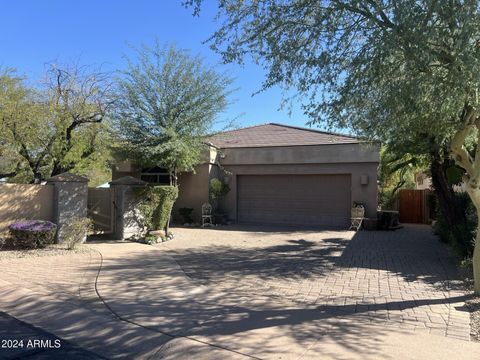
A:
173 143 379 223
0 184 54 235
173 164 212 223
220 143 379 165
114 143 379 225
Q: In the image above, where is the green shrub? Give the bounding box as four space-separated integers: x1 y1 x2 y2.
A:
209 178 230 212
136 186 178 234
459 257 474 281
143 234 159 245
62 217 92 250
8 220 57 249
434 192 476 258
137 232 174 245
179 207 194 223
209 178 230 200
378 187 398 209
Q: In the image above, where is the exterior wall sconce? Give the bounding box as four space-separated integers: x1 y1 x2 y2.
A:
360 175 369 185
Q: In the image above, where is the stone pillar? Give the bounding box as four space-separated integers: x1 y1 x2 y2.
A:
46 172 89 243
109 176 147 240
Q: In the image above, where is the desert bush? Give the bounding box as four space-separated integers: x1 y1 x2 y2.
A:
8 220 57 249
62 217 92 250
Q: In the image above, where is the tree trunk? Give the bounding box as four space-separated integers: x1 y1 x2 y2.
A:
0 169 18 179
449 108 480 293
51 162 68 177
430 154 466 227
474 224 480 293
32 170 42 184
466 186 480 293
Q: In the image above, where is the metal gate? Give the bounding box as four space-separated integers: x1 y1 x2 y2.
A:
87 188 114 234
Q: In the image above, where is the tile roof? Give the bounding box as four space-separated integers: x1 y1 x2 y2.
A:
46 172 89 183
207 123 359 148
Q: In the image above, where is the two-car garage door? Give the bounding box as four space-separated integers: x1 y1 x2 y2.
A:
237 174 351 228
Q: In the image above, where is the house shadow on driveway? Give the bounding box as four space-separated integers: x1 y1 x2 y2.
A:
168 224 463 289
84 224 472 357
0 225 473 359
158 224 472 340
84 244 418 359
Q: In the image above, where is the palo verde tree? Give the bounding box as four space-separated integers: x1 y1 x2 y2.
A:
114 41 233 185
0 65 114 184
187 0 480 292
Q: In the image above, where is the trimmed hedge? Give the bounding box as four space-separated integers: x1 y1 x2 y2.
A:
8 220 57 249
136 186 179 233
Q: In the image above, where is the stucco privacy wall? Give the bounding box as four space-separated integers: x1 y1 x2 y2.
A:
46 173 89 242
0 184 54 235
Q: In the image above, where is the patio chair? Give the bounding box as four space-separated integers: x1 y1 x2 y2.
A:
349 205 365 231
201 202 213 227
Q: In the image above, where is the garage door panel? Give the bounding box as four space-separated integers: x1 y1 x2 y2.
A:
237 174 351 228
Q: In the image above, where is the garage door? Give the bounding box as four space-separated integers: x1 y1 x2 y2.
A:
237 174 351 228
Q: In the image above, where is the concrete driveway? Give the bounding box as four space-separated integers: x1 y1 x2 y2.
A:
0 225 478 359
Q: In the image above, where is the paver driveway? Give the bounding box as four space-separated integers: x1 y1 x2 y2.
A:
165 225 471 339
0 224 478 359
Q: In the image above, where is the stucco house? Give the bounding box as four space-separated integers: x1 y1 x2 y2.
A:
112 123 380 228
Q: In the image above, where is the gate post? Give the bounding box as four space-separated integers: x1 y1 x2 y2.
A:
109 176 147 240
46 172 89 243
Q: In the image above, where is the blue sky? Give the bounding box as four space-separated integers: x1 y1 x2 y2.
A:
0 0 315 131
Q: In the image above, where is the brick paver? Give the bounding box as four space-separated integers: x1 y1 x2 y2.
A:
0 225 475 359
164 225 472 340
0 311 104 359
0 250 103 309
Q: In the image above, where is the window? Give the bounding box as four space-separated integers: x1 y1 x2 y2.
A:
140 167 171 185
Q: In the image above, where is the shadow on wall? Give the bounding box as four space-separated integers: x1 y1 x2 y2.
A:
0 183 54 236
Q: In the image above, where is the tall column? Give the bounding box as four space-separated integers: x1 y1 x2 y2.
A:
46 172 89 243
109 176 147 240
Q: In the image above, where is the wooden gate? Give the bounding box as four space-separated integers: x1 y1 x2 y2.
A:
87 188 114 234
399 189 431 224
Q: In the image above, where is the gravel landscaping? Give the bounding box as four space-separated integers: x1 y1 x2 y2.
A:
467 296 480 341
458 259 480 341
0 241 93 260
